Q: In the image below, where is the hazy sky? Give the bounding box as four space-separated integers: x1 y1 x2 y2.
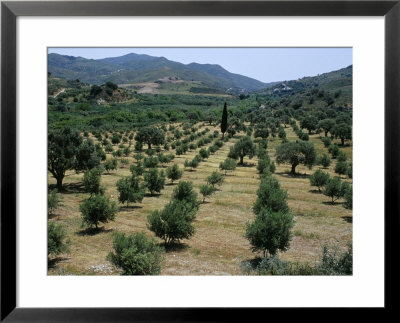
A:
48 47 352 83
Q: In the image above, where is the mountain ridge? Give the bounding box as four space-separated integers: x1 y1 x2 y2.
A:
48 52 267 91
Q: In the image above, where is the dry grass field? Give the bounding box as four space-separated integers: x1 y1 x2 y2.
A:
48 122 352 275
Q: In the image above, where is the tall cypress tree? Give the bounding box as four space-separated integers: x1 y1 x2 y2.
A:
221 102 228 138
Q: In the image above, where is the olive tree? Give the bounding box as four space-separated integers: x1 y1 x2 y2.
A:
245 209 294 257
166 164 183 183
80 195 118 229
48 127 82 190
275 141 316 175
107 232 164 275
135 126 165 149
309 169 330 192
228 136 256 165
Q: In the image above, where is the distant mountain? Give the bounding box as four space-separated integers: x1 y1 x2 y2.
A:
48 53 267 91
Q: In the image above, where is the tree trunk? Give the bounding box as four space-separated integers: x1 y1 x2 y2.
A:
148 143 152 149
341 138 345 146
56 176 63 191
240 156 244 165
222 132 225 139
291 164 297 175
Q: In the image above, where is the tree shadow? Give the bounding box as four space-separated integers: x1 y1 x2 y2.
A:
48 256 69 269
276 171 310 179
162 242 189 253
62 182 86 194
237 162 256 168
309 189 322 194
341 216 353 223
144 193 162 198
119 205 143 211
322 201 343 206
76 227 113 236
166 182 177 186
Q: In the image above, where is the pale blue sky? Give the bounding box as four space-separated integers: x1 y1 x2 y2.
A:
48 47 352 83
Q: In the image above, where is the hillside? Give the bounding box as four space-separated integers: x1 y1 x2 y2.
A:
48 53 267 92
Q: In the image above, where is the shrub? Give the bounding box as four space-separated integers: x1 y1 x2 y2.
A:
207 171 224 187
144 168 165 195
309 169 330 192
337 150 348 162
116 175 145 206
245 209 294 257
48 222 68 257
48 189 63 216
253 176 289 215
130 161 144 176
323 176 346 204
319 153 331 168
144 156 159 168
82 168 104 197
200 184 216 203
335 161 349 176
199 148 209 160
343 185 352 209
328 144 340 159
104 158 118 173
147 200 197 245
80 195 118 229
107 232 164 275
166 164 183 183
171 181 199 210
219 158 237 175
321 136 331 147
257 158 270 175
269 161 276 174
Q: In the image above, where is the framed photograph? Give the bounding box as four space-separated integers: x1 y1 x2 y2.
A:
1 0 399 321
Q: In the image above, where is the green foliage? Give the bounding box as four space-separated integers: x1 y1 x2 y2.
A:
130 161 144 176
332 122 352 145
171 181 199 210
245 209 294 257
144 156 159 168
254 127 269 139
221 102 228 137
309 169 330 192
323 176 347 204
319 153 332 168
166 163 183 183
74 139 101 172
257 157 270 175
269 161 276 174
107 232 164 275
328 144 340 159
200 185 216 203
207 171 224 187
48 222 69 257
335 161 348 176
104 158 118 173
275 141 316 174
228 136 256 165
83 168 104 196
116 174 145 206
253 176 289 215
219 157 237 175
321 136 331 147
343 185 352 209
199 148 210 160
48 189 63 216
80 195 118 229
337 150 348 162
135 126 165 149
48 127 83 190
147 199 197 245
144 168 165 195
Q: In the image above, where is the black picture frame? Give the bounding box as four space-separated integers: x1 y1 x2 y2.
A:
1 1 399 321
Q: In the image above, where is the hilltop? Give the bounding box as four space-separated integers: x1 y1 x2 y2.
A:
48 52 267 93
